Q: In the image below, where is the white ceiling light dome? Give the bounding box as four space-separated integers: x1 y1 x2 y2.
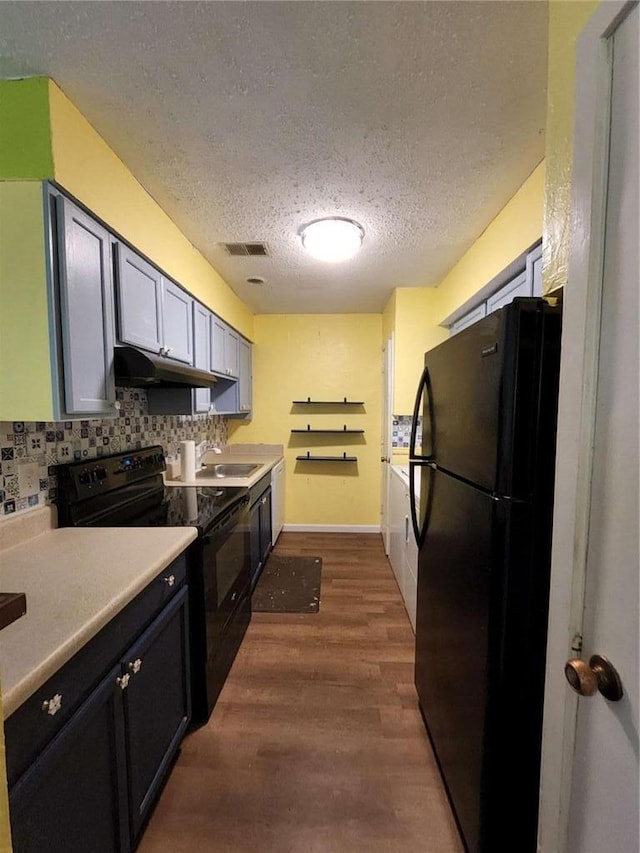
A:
300 217 364 263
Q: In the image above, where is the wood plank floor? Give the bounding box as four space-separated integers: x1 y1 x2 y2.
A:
139 533 463 853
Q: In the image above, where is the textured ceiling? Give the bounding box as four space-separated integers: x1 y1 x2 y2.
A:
0 1 548 314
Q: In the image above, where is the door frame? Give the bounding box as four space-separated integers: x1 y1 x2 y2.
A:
537 2 637 850
381 333 394 554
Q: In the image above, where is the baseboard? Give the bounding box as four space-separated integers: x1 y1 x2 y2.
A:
281 524 381 534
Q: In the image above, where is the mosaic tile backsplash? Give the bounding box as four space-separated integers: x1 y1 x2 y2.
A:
392 415 421 449
0 389 228 518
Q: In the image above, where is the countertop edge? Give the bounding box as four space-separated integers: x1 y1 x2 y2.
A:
1 527 197 719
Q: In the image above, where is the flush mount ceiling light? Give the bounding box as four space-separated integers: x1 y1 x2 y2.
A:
300 217 364 263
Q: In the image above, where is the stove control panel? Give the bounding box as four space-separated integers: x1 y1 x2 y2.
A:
59 446 167 502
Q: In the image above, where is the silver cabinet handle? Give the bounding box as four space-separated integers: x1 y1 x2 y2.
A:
405 515 409 544
165 346 173 355
116 674 130 691
164 574 176 587
261 496 267 505
159 346 165 356
42 693 62 716
128 658 143 674
231 591 237 603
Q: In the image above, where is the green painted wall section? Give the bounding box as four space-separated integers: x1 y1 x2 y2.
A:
0 78 54 180
0 182 54 420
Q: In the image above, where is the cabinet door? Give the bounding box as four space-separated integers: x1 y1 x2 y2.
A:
249 499 261 587
486 269 531 314
56 197 116 415
450 303 487 336
388 473 406 589
211 315 227 375
270 461 285 545
115 243 163 354
121 588 190 842
161 278 193 364
193 302 212 414
9 665 129 853
526 243 543 296
259 488 272 566
225 328 239 378
404 488 418 631
238 338 252 415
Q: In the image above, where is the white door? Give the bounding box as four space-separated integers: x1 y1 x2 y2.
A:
381 335 394 554
539 3 639 851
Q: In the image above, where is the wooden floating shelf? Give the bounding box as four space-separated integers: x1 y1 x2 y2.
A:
296 452 358 462
292 398 365 405
291 425 364 434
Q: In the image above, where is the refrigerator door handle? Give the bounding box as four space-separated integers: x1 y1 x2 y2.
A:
409 365 434 462
409 459 432 547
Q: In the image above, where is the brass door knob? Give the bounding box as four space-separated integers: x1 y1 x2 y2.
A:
564 654 624 701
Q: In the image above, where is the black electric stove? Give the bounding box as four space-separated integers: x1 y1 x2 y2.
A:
56 446 252 724
56 446 247 533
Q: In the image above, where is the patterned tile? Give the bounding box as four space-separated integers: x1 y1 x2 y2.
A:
0 389 228 519
391 415 422 449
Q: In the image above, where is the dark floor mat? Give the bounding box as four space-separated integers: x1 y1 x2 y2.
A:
252 555 322 613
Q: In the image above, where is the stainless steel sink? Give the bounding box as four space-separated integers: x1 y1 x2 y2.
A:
196 462 260 479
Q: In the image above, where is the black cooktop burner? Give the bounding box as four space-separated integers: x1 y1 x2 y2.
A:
159 486 247 533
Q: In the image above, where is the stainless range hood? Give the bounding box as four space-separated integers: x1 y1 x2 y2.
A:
114 347 218 388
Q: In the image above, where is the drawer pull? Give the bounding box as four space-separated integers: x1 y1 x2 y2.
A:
41 694 62 716
261 496 267 506
128 658 143 674
164 574 176 587
116 674 130 691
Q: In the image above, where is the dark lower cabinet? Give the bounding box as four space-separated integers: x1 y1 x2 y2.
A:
248 477 272 588
9 665 129 853
7 567 190 853
123 590 190 841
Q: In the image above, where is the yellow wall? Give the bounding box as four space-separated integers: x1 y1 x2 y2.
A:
543 0 599 294
229 314 382 526
47 81 254 340
393 288 447 417
0 182 53 421
435 161 545 322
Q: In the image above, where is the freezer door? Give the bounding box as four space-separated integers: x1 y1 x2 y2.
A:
422 298 560 497
415 468 545 853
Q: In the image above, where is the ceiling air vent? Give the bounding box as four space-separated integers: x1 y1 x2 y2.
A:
221 242 269 257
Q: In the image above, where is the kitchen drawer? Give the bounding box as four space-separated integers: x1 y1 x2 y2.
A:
5 553 187 785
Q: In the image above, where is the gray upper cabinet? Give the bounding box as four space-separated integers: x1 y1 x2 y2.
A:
161 278 193 364
211 337 252 417
211 316 227 376
56 196 117 416
238 338 252 414
115 243 194 365
193 302 212 414
115 244 163 354
211 315 239 378
526 243 543 296
225 328 239 378
449 241 542 337
485 269 530 314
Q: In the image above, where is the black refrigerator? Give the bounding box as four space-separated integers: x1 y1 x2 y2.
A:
408 297 562 853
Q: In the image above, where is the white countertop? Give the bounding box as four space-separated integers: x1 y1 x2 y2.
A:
0 526 197 718
164 451 283 489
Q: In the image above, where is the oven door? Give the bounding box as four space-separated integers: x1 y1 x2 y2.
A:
198 496 250 659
